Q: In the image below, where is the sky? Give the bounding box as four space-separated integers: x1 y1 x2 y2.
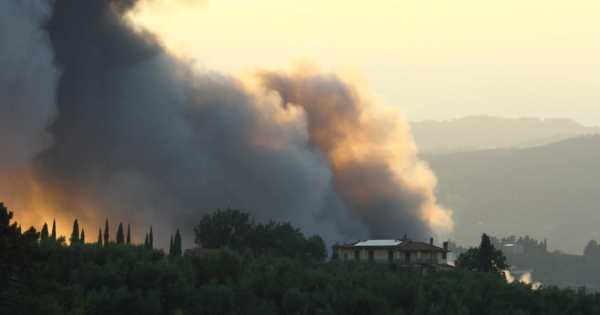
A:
129 0 600 126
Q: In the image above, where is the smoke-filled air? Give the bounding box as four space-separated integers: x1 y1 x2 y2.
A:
0 0 451 248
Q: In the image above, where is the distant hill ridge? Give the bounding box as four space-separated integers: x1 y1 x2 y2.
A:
424 134 600 255
410 116 600 154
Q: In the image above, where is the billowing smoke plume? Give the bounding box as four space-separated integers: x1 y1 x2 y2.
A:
0 0 451 247
0 0 59 224
261 67 452 240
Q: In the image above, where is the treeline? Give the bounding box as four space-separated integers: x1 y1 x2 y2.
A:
449 235 548 256
37 215 183 259
193 208 327 262
584 240 600 258
498 235 547 255
2 203 600 314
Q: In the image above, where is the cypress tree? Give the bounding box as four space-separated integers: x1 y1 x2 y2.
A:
144 233 149 249
17 224 21 234
80 228 85 243
149 226 154 249
41 222 49 240
169 235 174 257
51 219 57 240
174 229 182 257
116 223 124 244
70 219 80 245
126 224 131 244
103 218 109 246
480 233 493 272
98 228 103 245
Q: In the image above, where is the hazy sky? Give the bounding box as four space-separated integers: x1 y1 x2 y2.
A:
130 0 600 126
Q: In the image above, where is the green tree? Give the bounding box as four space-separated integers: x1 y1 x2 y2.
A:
305 235 327 262
98 228 103 245
169 235 174 257
70 220 80 245
144 233 149 249
173 229 182 257
480 233 493 272
149 226 154 249
104 218 109 246
41 222 49 241
116 223 124 244
456 233 510 275
80 228 85 243
193 208 255 250
51 219 56 240
126 223 131 244
331 241 340 260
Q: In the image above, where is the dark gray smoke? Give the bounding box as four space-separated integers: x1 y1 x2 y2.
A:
1 0 450 248
34 0 362 247
0 0 59 215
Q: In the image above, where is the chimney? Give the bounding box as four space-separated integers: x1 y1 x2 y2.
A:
430 237 433 246
443 241 448 250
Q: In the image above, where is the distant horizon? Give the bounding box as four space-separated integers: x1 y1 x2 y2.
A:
408 115 600 128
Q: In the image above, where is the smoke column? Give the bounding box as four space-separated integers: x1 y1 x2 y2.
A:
0 0 451 247
0 0 60 226
261 67 452 240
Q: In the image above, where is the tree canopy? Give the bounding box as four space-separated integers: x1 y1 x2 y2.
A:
193 208 327 262
193 208 254 250
455 233 510 275
2 203 600 314
116 223 124 244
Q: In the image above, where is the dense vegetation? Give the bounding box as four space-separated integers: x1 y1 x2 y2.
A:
454 234 510 275
584 240 600 259
2 203 600 314
193 208 327 261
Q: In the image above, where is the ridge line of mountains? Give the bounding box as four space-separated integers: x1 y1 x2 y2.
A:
410 115 600 155
412 116 600 255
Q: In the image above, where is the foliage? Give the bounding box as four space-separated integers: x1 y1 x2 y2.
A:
2 204 600 314
584 240 600 258
455 233 510 276
103 219 109 247
70 219 80 245
193 208 328 262
51 219 56 240
116 223 124 244
41 223 49 241
193 208 255 250
149 226 154 249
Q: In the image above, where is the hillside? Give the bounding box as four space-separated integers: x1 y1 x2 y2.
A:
425 135 600 254
411 116 600 153
507 253 600 292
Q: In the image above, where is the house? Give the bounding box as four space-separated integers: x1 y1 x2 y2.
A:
334 237 453 272
502 243 524 255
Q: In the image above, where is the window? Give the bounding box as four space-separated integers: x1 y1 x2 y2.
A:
368 250 374 263
354 250 360 261
388 250 394 263
344 253 348 261
442 251 447 259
